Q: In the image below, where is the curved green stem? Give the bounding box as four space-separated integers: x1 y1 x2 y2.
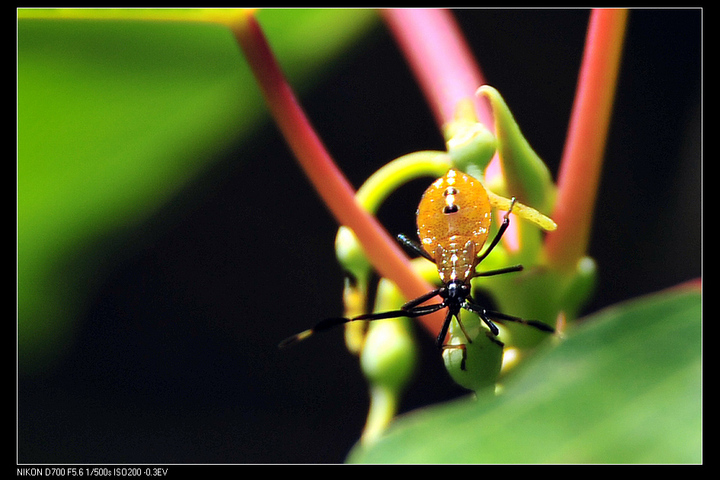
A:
355 151 451 213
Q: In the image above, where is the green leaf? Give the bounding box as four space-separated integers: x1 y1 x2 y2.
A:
348 286 701 463
17 9 378 372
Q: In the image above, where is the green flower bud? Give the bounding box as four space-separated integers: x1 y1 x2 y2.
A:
360 317 417 392
443 98 497 178
353 277 419 441
442 312 503 393
335 226 371 283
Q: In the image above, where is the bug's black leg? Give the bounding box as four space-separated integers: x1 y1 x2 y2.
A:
453 313 473 345
401 287 442 310
397 233 435 263
462 301 500 336
485 310 555 333
475 264 524 277
278 297 446 349
355 302 446 322
435 308 455 349
476 197 517 265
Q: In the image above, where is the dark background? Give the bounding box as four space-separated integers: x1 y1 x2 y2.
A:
18 9 701 464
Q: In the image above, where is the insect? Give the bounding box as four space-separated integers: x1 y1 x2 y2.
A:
279 169 554 367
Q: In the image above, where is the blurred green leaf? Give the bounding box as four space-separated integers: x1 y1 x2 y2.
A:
348 286 701 463
17 9 379 372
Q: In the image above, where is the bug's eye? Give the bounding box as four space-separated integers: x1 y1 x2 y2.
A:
443 204 459 214
443 187 458 196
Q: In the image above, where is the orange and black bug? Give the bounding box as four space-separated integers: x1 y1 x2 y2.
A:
279 169 554 366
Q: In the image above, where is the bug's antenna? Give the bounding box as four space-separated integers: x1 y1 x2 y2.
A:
278 317 349 349
278 292 446 349
397 233 435 262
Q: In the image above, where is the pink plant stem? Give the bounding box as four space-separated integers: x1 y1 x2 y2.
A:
546 9 628 271
382 9 514 246
381 8 492 130
230 13 443 335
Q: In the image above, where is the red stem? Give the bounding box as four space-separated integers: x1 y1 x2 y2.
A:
545 9 628 271
231 12 443 335
381 8 492 130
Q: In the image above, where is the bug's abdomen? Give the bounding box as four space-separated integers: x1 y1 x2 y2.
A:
434 240 477 283
416 169 492 275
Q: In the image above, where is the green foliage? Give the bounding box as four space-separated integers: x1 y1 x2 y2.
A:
478 85 556 213
348 287 701 463
17 9 379 372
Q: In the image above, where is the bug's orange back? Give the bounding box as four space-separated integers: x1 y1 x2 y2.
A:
416 169 492 283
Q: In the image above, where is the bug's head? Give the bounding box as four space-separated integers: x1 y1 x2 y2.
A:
443 280 471 302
